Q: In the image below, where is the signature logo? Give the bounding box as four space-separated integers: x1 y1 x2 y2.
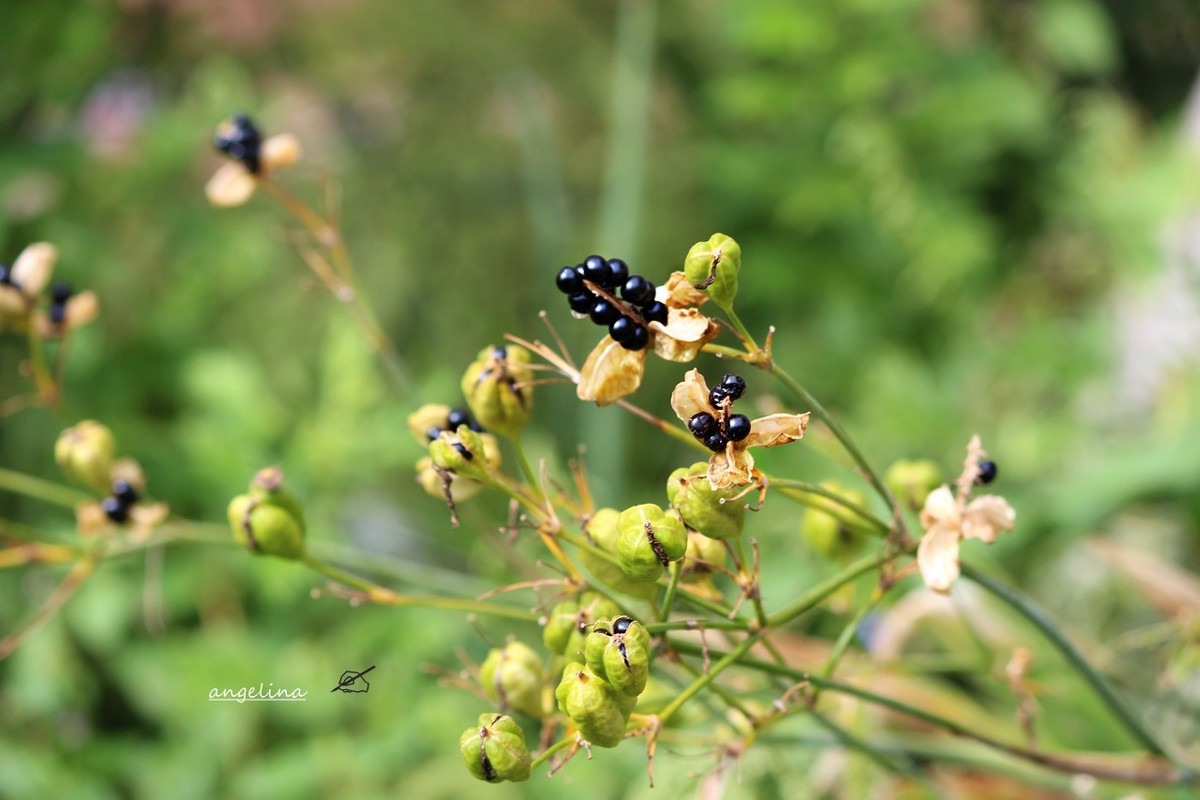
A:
331 665 375 693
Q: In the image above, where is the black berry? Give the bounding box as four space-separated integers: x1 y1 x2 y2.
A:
426 426 443 441
49 303 67 326
112 480 140 506
621 324 649 351
726 414 752 442
50 282 73 304
567 291 594 314
612 616 632 635
214 113 263 174
102 496 129 523
709 386 731 408
606 258 629 288
589 299 621 326
641 301 669 325
467 419 484 433
609 315 636 343
555 266 583 294
452 442 474 461
976 461 998 485
720 374 746 400
621 275 655 306
447 408 471 429
583 255 610 286
704 431 729 452
689 412 718 439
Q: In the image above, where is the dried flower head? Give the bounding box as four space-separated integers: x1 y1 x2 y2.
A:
205 114 303 208
0 243 99 336
670 368 809 490
916 436 1016 593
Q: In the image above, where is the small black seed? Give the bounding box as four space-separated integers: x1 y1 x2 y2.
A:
447 408 471 429
720 373 746 400
112 479 140 506
689 412 718 439
621 275 655 306
50 282 73 304
102 496 129 523
467 419 484 433
641 301 669 325
726 414 752 442
567 291 594 314
976 460 998 485
452 442 474 461
583 255 610 286
620 324 649 351
49 303 67 326
606 258 629 287
426 426 443 441
609 315 636 343
589 299 621 326
555 266 583 294
492 346 507 359
704 431 728 452
612 616 632 635
709 386 731 408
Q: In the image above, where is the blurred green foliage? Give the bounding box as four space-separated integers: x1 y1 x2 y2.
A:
2 0 1200 797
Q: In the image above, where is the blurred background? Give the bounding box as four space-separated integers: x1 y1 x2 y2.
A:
2 0 1200 797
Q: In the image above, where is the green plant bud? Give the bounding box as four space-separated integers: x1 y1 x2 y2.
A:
579 508 658 600
560 592 623 658
603 617 651 696
406 403 452 446
543 598 580 654
480 641 544 719
554 663 629 748
460 344 533 438
55 420 116 493
228 467 306 560
667 462 745 540
415 456 486 503
683 233 740 309
459 713 532 783
885 459 942 511
800 481 867 559
616 504 687 582
584 620 613 677
429 426 500 485
680 531 727 583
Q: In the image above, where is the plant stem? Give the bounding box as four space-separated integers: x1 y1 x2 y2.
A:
770 479 891 534
0 467 90 508
766 552 886 629
0 550 98 661
961 563 1173 759
658 561 682 622
657 631 760 726
530 736 576 771
811 589 881 703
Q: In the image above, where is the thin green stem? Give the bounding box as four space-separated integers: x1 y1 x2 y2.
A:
768 363 906 537
658 561 682 622
506 435 542 501
961 563 1172 759
644 618 749 633
0 467 90 508
807 707 933 789
766 552 887 629
676 656 755 721
732 537 769 631
657 631 760 726
770 479 891 534
529 736 576 771
721 305 761 354
812 589 882 703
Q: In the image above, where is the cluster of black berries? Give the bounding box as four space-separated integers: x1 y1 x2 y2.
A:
975 460 997 485
214 114 263 174
688 374 752 452
427 407 484 461
102 480 139 524
48 282 72 325
554 256 669 352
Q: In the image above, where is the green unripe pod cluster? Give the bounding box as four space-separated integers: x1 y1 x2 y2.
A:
683 233 740 309
461 344 534 438
55 420 116 493
667 462 746 540
480 640 544 719
542 591 622 658
227 467 306 560
583 616 652 697
459 713 532 783
554 662 632 748
579 508 659 600
616 504 687 582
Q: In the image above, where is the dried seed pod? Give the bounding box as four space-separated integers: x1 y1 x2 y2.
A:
602 616 651 696
460 344 534 438
667 461 746 540
683 233 740 309
459 713 532 783
55 420 116 494
480 641 545 719
616 503 687 582
227 467 306 560
554 663 629 748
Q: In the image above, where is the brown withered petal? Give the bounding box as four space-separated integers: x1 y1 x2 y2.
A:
651 307 719 363
12 242 57 297
961 495 1016 543
0 284 27 316
206 162 258 208
669 368 711 423
577 335 647 406
661 271 708 309
707 446 756 489
261 134 303 172
917 522 961 594
742 412 810 449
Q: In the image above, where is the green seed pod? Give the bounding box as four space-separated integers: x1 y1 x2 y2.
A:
55 420 116 493
800 481 868 559
579 508 659 600
560 592 623 659
885 459 942 512
554 663 629 748
584 619 613 677
415 456 486 503
616 504 687 582
459 713 532 783
683 233 740 309
480 641 545 719
227 467 306 560
667 462 746 540
429 426 496 483
406 403 452 446
680 531 727 583
602 617 651 697
461 344 534 438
